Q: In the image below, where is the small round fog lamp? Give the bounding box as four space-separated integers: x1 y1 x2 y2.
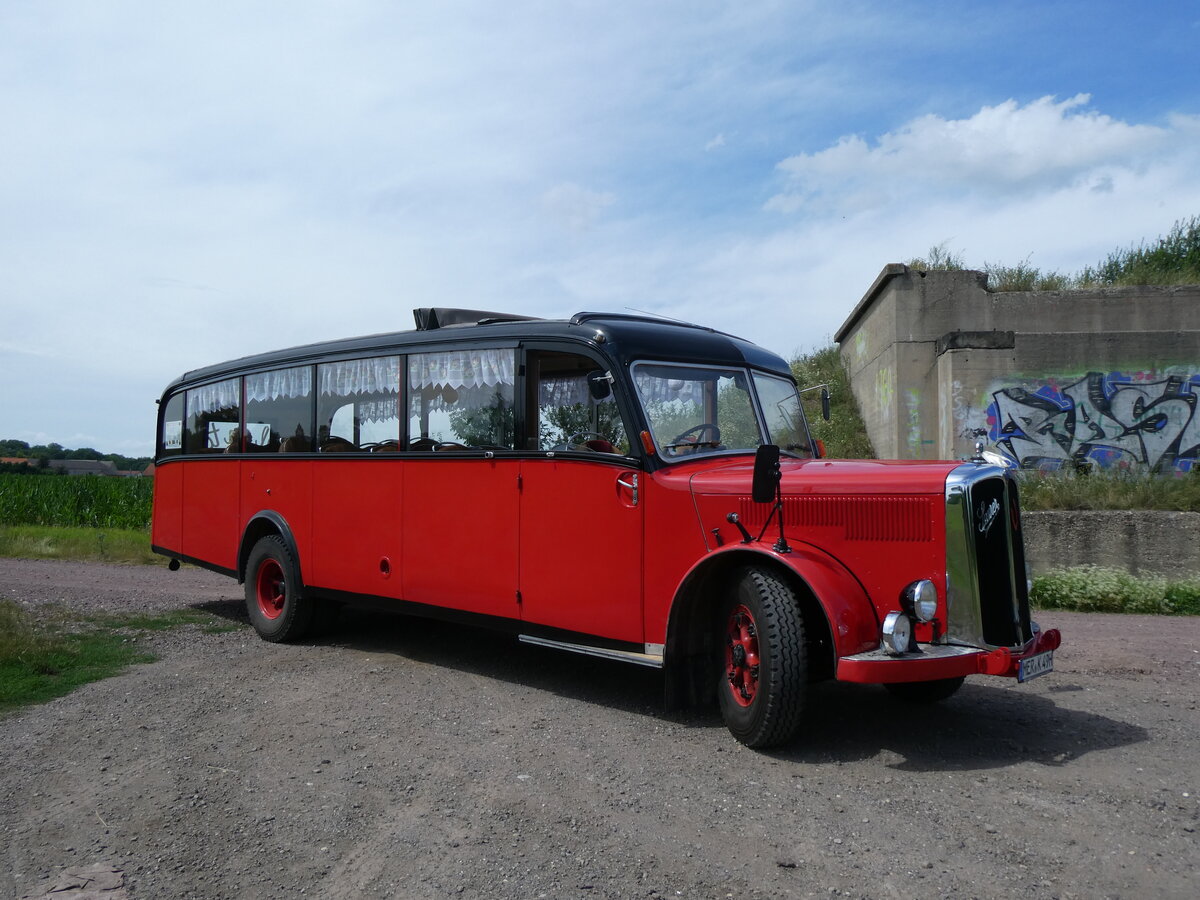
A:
902 579 938 623
881 611 912 655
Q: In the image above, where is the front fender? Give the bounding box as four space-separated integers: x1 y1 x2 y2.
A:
668 541 880 662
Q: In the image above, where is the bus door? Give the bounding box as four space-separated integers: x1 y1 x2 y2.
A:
516 349 644 643
400 347 522 618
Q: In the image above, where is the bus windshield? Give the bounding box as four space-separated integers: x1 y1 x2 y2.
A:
632 363 815 460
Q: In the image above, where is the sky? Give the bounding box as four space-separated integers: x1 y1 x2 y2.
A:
2 0 1198 457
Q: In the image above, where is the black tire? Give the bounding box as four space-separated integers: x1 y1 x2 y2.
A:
884 676 965 703
717 566 807 748
245 534 314 642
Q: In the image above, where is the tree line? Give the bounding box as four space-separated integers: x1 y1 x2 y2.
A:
0 439 152 475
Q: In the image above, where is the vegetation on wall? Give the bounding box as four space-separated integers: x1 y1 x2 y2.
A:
790 345 875 459
907 214 1200 292
1017 468 1200 511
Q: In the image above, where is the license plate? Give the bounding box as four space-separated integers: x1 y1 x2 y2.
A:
1018 650 1054 683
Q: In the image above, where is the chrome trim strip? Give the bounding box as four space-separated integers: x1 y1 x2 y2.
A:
518 634 665 668
944 463 986 648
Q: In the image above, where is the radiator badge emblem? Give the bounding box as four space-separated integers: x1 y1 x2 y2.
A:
977 498 1001 536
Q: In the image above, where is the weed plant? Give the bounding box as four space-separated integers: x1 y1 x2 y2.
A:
1077 215 1200 287
1031 566 1200 615
0 474 152 529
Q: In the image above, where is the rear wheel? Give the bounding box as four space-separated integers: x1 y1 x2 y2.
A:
717 567 806 748
245 535 313 642
884 676 965 703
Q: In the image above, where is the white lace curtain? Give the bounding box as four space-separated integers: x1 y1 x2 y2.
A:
409 349 514 391
320 357 400 397
246 366 313 403
187 378 240 416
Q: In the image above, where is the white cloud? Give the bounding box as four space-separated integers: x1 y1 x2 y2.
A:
766 95 1178 213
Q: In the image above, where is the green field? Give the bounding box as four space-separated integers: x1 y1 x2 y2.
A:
0 474 152 529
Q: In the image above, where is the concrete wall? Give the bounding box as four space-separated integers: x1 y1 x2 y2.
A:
1023 510 1200 578
835 267 1200 472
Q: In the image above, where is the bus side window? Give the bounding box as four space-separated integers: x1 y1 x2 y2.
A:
408 349 516 449
245 366 314 453
317 357 401 452
185 378 241 454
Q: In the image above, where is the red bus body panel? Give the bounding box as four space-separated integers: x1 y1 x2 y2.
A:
309 460 403 599
401 459 521 619
181 461 240 572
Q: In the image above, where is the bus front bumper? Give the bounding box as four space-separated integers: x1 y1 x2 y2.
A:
836 627 1062 684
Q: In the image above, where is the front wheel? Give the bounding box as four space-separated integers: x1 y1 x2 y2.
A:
245 535 314 642
717 567 807 748
884 676 965 703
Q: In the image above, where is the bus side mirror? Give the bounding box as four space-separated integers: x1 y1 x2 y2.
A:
752 444 781 504
821 387 831 421
587 371 613 401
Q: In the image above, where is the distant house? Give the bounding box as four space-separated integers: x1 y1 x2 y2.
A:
47 459 120 476
1 457 36 468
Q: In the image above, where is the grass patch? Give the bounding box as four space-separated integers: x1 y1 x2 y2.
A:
1017 469 1200 511
1031 566 1200 615
0 525 160 564
0 599 232 716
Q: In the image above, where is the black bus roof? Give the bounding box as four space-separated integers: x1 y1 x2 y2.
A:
162 309 793 393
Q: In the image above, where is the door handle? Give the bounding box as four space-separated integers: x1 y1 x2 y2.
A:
616 472 639 507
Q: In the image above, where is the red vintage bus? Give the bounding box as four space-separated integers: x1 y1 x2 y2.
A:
152 308 1060 747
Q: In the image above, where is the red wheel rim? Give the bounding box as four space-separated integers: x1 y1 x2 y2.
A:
255 558 286 620
725 603 761 707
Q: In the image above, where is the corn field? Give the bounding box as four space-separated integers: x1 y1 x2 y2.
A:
0 475 153 529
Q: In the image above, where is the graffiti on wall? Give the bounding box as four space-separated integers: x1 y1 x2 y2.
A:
986 370 1200 474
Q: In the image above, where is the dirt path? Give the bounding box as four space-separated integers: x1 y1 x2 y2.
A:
1 558 1197 899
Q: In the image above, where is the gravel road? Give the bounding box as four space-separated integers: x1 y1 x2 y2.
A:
1 558 1197 899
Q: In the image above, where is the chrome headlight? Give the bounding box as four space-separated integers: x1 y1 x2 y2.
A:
881 611 912 655
902 579 938 623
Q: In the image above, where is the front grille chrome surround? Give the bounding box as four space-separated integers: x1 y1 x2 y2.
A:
944 464 1033 650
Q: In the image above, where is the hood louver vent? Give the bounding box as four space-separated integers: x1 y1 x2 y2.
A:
738 496 935 542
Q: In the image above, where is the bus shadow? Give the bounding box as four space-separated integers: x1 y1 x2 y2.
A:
191 601 1148 770
337 607 669 718
193 601 668 720
759 680 1149 771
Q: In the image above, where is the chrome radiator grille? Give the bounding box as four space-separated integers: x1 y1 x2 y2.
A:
944 465 1033 650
